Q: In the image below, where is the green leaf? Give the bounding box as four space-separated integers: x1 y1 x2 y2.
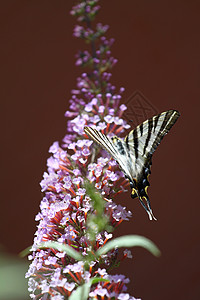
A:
69 277 109 300
84 180 111 242
38 242 83 261
0 253 29 300
69 281 91 300
19 246 32 258
96 235 161 257
90 277 109 284
84 180 104 215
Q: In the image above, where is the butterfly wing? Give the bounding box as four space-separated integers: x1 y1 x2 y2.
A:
84 126 132 179
84 126 156 219
126 110 180 158
84 110 180 220
125 109 180 219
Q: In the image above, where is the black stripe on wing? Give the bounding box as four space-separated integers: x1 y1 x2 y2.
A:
133 128 139 159
153 114 160 133
143 118 154 156
149 110 180 156
126 109 180 159
84 126 118 158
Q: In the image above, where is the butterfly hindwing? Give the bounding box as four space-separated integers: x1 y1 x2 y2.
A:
124 110 180 219
126 110 180 159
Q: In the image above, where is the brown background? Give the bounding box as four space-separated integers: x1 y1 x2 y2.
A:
1 1 200 299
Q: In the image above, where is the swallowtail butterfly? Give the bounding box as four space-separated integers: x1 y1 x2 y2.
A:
84 110 180 220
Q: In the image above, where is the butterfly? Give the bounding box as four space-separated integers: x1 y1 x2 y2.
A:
84 109 180 220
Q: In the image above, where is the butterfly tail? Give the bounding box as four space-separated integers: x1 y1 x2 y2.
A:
143 195 157 221
137 194 156 221
133 188 157 221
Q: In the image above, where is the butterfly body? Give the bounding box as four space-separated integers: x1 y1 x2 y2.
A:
84 109 180 220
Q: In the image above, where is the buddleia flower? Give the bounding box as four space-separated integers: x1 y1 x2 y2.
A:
26 1 144 299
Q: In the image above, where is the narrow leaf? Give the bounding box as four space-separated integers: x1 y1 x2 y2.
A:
91 277 109 284
39 241 83 261
0 253 29 299
69 277 109 300
69 282 91 300
96 235 161 257
19 245 32 257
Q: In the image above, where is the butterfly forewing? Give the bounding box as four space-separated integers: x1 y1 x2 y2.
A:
84 126 117 158
84 127 132 178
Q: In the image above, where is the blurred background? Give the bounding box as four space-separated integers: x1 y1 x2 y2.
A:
0 1 199 299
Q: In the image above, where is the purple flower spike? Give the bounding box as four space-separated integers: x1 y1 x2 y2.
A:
27 1 142 300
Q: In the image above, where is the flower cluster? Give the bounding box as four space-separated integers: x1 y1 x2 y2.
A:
26 1 141 299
